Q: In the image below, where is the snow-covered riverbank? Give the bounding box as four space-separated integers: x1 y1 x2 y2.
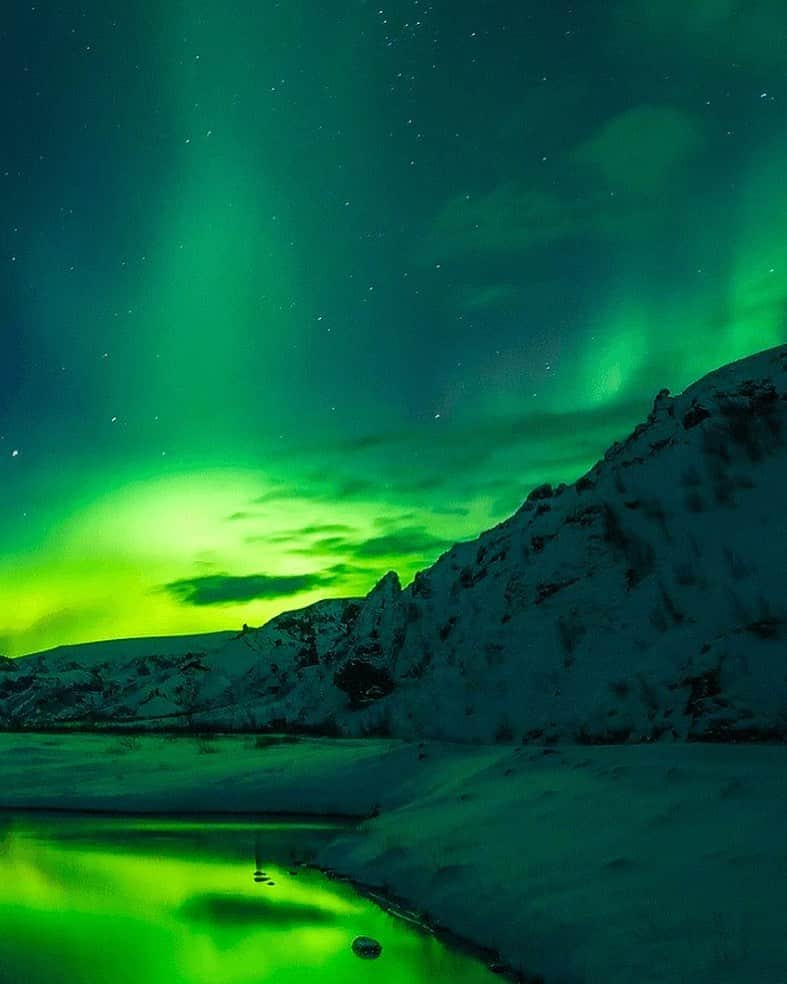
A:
1 733 784 982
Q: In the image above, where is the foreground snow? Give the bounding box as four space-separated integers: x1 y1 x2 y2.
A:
1 733 785 983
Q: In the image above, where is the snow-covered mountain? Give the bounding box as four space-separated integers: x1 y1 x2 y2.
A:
4 344 787 742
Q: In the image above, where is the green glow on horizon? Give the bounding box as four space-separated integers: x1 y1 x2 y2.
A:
0 466 492 656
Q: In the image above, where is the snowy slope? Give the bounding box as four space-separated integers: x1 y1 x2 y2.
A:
22 631 236 667
4 344 787 741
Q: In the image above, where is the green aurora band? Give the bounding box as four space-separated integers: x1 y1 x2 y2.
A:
0 1 785 655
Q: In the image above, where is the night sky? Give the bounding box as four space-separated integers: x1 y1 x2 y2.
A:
1 2 785 656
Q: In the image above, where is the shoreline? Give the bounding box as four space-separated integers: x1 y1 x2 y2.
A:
319 867 529 981
3 800 526 979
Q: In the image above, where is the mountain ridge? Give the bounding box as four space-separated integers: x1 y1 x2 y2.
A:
5 343 787 742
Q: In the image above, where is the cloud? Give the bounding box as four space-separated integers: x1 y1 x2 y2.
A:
319 473 453 501
221 397 658 569
419 178 668 267
310 535 352 552
352 526 457 559
251 475 381 505
243 525 358 547
244 531 299 545
326 396 648 466
298 523 356 536
322 561 377 581
429 504 471 517
277 522 459 564
163 572 330 607
252 488 295 504
420 183 578 261
245 396 652 528
332 477 380 498
259 394 647 502
418 104 703 269
372 512 419 528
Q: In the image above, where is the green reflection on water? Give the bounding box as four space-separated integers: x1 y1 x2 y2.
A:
0 815 498 984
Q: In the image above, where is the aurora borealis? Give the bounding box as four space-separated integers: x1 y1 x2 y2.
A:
1 2 785 656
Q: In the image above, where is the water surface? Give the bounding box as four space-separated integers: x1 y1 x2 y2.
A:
0 814 499 983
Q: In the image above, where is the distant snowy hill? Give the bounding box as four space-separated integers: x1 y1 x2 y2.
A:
21 631 236 668
4 344 787 742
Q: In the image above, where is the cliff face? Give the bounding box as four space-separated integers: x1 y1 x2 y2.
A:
5 344 787 742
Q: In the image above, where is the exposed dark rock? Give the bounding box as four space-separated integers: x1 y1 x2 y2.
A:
527 483 554 502
683 401 711 429
683 667 722 718
535 579 578 604
411 571 434 598
334 659 395 709
352 936 383 959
